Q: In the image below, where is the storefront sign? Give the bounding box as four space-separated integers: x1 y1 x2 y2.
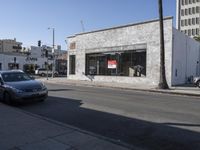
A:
108 60 117 69
25 57 38 61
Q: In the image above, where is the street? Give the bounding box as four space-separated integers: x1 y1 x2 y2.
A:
19 83 200 150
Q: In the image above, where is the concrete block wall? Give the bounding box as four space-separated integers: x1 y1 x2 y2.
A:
67 17 173 87
172 28 200 85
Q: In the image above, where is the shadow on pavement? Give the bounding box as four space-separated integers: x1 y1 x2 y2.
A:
18 96 200 150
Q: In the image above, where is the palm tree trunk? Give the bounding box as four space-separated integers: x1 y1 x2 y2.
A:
158 0 169 89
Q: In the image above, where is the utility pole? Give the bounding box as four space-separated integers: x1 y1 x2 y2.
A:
45 48 49 80
158 0 169 89
81 20 85 32
52 28 55 78
48 27 55 78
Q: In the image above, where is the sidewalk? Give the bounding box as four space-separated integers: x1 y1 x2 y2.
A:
38 77 200 97
0 104 137 150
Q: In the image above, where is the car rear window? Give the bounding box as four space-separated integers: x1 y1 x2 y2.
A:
39 69 46 71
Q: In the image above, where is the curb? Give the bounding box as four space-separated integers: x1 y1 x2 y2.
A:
40 79 200 98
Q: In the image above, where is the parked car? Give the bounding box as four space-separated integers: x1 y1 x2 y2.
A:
35 68 58 77
193 76 200 88
0 70 48 104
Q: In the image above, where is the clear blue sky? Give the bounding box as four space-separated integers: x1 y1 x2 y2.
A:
0 0 176 50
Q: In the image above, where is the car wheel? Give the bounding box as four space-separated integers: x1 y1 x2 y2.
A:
41 73 45 77
54 73 58 77
197 81 200 88
4 92 13 105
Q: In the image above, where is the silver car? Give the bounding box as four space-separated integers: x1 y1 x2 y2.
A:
0 70 48 104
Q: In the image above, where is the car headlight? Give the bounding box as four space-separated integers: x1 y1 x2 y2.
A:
9 86 24 93
40 82 47 90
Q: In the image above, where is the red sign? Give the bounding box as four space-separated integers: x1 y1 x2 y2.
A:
108 60 117 69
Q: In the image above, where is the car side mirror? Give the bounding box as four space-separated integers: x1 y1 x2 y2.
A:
30 76 35 80
0 78 4 85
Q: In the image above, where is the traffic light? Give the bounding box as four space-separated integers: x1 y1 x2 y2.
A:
38 40 41 47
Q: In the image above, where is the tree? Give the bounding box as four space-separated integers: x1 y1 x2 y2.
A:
158 0 169 89
194 36 200 42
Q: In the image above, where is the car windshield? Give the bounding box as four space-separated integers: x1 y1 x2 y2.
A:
1 72 32 82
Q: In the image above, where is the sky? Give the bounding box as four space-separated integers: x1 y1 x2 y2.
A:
0 0 176 50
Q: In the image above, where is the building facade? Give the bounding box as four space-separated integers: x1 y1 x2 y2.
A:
0 42 67 75
0 52 47 72
176 0 200 37
56 50 68 75
0 39 22 53
67 17 200 87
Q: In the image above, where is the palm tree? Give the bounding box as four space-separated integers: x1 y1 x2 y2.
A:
158 0 169 89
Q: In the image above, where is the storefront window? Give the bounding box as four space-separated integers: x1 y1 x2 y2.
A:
8 63 19 70
86 50 146 77
69 55 76 74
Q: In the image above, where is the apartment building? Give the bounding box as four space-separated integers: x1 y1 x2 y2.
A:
176 0 200 37
0 38 22 53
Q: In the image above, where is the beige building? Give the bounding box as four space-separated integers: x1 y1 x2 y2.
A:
0 38 22 53
176 0 200 37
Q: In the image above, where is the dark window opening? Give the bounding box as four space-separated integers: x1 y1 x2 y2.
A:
86 50 146 77
8 63 19 70
69 55 76 74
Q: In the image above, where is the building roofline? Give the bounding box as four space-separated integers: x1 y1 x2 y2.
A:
67 16 173 38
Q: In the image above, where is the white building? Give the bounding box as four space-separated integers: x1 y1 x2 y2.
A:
0 53 27 70
67 17 200 87
176 0 200 37
0 45 48 72
25 46 47 71
1 45 65 71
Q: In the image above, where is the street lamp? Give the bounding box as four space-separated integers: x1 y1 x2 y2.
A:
44 47 49 80
48 27 55 78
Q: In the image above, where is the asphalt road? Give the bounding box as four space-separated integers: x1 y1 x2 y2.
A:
19 83 200 150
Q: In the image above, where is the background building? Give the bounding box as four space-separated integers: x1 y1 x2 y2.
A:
176 0 200 37
0 38 22 53
0 53 27 70
21 44 67 74
56 50 67 75
67 17 200 87
0 38 67 74
22 46 47 73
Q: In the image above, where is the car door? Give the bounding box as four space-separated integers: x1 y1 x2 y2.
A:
0 77 4 100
